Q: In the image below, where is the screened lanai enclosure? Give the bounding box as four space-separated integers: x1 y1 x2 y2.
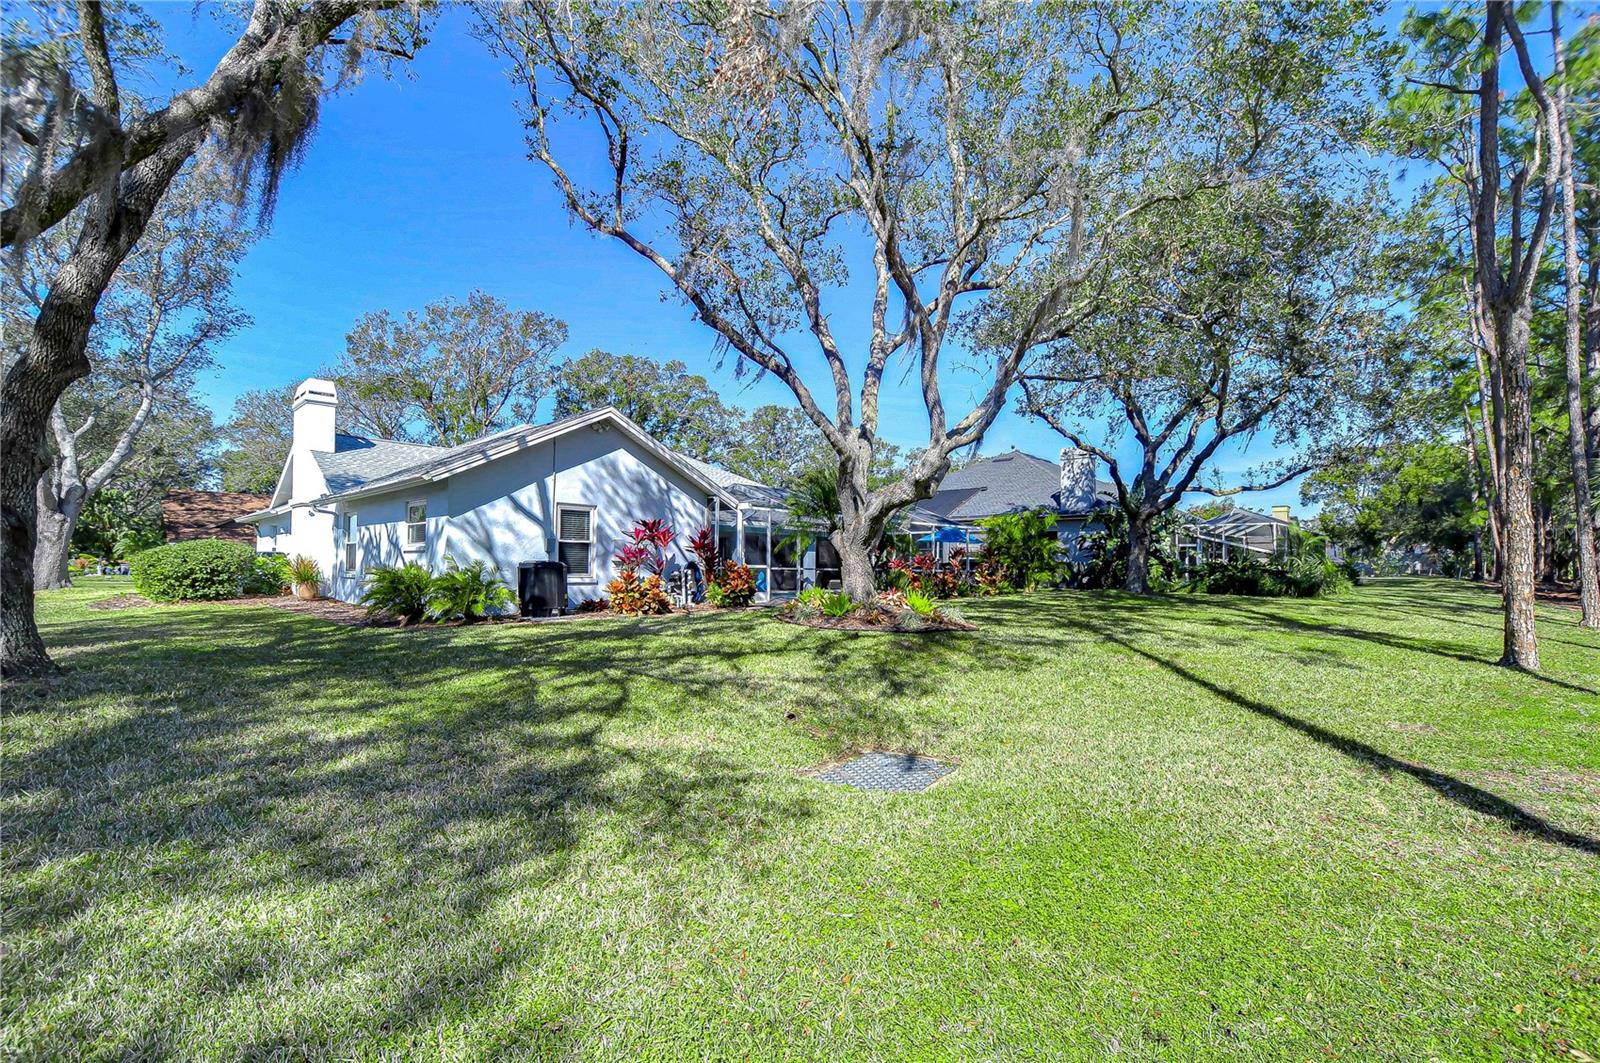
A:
703 491 983 599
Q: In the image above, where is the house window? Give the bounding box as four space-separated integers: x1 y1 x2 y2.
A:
405 501 427 549
343 512 359 571
557 505 593 577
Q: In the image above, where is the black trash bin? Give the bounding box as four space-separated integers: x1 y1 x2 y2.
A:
518 560 567 617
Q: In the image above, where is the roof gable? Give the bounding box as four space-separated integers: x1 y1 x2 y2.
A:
309 408 739 507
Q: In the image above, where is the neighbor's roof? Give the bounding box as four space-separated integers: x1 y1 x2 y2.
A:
162 490 269 543
921 449 1115 521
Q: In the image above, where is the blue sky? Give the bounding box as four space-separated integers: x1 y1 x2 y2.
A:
150 3 1393 516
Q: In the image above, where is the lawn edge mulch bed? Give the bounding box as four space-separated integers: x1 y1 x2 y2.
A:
776 612 977 634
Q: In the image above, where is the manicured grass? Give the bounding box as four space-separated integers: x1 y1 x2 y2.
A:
5 577 1597 1060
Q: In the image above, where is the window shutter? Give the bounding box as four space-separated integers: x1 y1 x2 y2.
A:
559 508 590 542
558 541 590 575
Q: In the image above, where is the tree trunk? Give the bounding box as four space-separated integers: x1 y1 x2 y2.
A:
1463 405 1492 582
32 478 83 591
1551 8 1600 626
1122 514 1152 595
831 450 889 603
1495 310 1542 671
2 136 198 678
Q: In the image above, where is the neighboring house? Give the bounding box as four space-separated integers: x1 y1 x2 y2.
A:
161 490 269 544
912 448 1116 562
237 379 822 608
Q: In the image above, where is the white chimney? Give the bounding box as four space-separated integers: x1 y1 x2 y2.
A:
292 378 338 454
1059 447 1095 513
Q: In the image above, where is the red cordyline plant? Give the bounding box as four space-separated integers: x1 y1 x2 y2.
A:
614 543 652 574
618 519 674 576
687 526 719 581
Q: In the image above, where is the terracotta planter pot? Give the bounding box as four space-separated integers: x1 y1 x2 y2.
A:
293 582 320 600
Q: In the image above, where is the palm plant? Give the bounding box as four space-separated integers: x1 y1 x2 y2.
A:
426 556 514 623
359 562 436 625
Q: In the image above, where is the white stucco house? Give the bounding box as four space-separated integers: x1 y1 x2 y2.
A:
238 378 827 609
239 378 1116 610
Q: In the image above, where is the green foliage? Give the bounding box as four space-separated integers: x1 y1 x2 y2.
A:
903 590 937 617
712 561 756 606
1077 508 1178 591
1182 554 1360 599
71 488 163 561
243 553 292 596
796 586 829 609
218 385 295 493
288 555 322 588
702 582 728 608
426 557 515 623
820 591 855 618
607 570 674 617
553 350 736 463
129 539 256 602
1302 441 1477 563
785 465 841 531
976 509 1063 590
339 291 568 446
358 562 435 625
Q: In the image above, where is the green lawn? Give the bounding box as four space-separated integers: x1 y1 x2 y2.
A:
5 578 1597 1060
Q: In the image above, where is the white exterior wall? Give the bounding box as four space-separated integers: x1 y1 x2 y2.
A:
321 422 714 608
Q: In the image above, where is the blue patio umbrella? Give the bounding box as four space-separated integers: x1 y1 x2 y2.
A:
917 527 976 544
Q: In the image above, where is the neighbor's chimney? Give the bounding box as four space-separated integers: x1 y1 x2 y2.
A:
1271 504 1292 523
1059 447 1095 512
292 378 338 455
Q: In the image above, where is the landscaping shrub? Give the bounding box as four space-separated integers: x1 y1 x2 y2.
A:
1181 554 1359 598
243 553 292 596
703 582 728 607
359 562 435 625
820 590 854 617
972 552 1009 595
796 586 829 609
976 508 1064 589
904 589 938 617
607 569 673 616
427 556 514 622
574 597 610 614
1075 508 1177 590
129 539 256 602
714 561 756 606
687 526 719 579
886 553 964 598
71 554 97 574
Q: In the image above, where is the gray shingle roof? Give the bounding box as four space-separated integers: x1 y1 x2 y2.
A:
922 449 1114 521
676 455 790 508
313 434 446 494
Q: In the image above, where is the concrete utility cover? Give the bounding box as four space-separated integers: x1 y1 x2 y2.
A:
814 752 954 792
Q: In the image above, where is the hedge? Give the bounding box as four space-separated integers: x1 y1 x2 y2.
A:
129 539 257 602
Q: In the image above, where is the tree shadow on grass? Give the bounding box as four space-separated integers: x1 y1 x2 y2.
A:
1195 597 1599 697
4 604 992 1055
1022 598 1600 858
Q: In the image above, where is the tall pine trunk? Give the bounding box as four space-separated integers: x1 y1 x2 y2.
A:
1494 310 1542 670
1552 7 1600 626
